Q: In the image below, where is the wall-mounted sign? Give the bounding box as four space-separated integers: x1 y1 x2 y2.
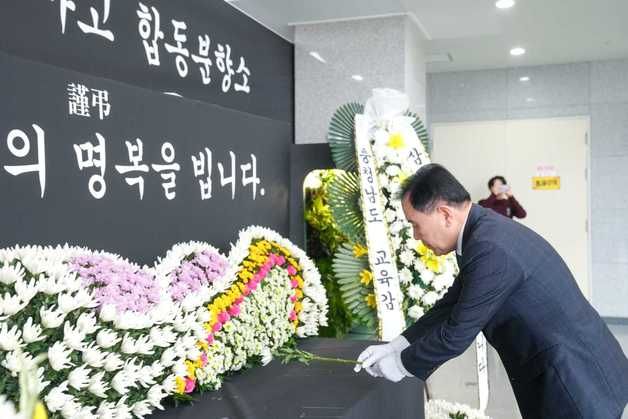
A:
532 176 561 190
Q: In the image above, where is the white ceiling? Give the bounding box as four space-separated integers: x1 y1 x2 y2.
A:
226 0 628 72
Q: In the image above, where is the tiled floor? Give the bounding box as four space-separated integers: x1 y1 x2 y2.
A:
427 322 628 419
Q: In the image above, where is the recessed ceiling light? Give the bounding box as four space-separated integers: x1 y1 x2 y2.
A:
510 47 526 56
526 97 536 103
495 0 515 9
519 76 530 82
351 75 364 81
309 51 326 63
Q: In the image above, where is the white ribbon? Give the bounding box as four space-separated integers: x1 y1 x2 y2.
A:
354 114 405 341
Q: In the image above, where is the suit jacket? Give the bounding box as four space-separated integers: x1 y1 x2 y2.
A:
400 204 628 419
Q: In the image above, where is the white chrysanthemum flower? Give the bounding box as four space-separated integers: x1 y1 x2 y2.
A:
1 351 21 375
82 343 106 368
103 352 124 372
407 284 425 301
399 250 415 267
1 292 25 316
0 323 22 351
99 304 117 322
63 321 86 351
96 329 120 349
422 291 440 306
0 264 25 285
14 277 38 303
111 370 132 395
44 381 73 412
399 268 413 284
68 364 91 390
22 317 44 343
408 305 424 320
40 305 66 329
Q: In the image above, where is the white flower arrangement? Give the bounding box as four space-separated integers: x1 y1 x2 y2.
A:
0 229 328 418
426 399 491 419
370 122 458 319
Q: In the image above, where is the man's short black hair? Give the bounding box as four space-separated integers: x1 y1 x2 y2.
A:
399 163 471 212
488 175 507 190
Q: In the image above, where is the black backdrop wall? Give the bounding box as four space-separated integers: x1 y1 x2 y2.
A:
0 1 294 263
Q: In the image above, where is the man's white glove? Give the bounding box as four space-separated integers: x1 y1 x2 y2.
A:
354 335 411 377
375 351 412 382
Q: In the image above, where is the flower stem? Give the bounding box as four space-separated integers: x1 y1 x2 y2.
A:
309 355 360 365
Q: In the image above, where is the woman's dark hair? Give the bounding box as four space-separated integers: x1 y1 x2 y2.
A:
488 175 507 190
399 163 471 212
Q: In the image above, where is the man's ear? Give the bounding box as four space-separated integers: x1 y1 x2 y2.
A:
437 204 455 227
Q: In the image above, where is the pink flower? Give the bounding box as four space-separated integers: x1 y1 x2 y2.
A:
228 304 241 317
242 287 251 296
289 311 297 321
290 295 297 303
249 281 258 291
200 353 208 367
184 377 196 393
235 296 244 305
206 334 214 345
290 279 299 289
287 265 297 276
212 322 222 333
276 255 286 266
218 311 230 324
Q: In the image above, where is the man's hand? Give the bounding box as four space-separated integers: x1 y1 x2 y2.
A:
354 335 410 377
375 352 411 382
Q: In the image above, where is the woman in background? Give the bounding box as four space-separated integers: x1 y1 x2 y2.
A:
479 175 527 219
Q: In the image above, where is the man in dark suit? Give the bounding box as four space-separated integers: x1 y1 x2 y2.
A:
355 164 628 418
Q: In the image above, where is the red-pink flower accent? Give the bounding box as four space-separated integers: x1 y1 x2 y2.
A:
200 353 208 367
290 279 299 289
228 304 241 317
289 310 297 322
290 295 297 303
276 255 286 265
235 296 244 305
212 322 222 333
206 334 214 345
184 377 196 393
218 311 230 324
287 265 297 276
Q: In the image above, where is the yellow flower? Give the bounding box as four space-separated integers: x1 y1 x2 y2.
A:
359 269 373 286
175 376 186 394
185 360 197 378
238 269 254 282
32 402 47 419
416 241 443 273
422 255 442 273
387 132 405 150
294 301 303 313
365 293 377 308
197 340 209 351
352 244 368 258
295 289 304 299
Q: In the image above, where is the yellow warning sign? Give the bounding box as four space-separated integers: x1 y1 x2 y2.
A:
532 176 560 190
